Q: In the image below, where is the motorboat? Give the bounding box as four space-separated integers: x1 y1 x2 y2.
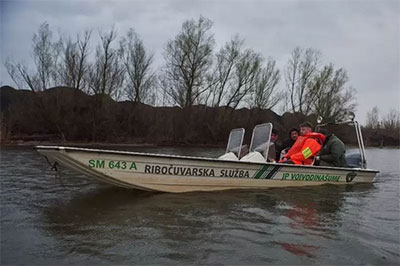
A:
36 116 379 193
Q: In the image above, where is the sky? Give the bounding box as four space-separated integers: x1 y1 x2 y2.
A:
1 0 399 124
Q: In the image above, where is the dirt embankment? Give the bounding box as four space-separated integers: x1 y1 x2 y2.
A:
1 86 398 147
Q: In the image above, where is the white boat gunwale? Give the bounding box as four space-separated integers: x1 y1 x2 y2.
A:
34 145 379 174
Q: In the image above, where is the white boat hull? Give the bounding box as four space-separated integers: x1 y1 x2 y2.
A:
35 146 379 193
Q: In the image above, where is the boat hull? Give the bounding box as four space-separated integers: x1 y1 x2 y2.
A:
35 146 379 193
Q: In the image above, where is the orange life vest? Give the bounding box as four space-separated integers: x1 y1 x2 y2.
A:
280 133 326 165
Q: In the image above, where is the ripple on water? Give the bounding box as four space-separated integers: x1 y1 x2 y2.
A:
1 147 399 265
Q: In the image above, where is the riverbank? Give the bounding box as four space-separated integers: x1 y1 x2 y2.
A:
1 85 399 147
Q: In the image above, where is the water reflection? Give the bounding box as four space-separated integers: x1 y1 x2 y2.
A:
40 183 375 263
273 184 372 258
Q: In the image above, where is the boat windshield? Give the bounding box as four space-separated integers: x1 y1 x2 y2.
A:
250 123 273 158
226 128 245 156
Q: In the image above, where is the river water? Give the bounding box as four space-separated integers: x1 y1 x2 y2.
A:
1 146 399 265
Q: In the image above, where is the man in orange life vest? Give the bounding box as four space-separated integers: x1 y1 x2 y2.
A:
279 122 326 165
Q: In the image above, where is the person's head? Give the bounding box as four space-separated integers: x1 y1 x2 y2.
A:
271 129 279 142
299 122 313 136
289 128 299 141
317 128 330 136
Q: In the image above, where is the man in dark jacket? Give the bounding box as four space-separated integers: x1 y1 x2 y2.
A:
268 128 282 162
282 128 299 150
317 129 347 167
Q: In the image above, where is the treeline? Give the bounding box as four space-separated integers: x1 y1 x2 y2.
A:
5 16 356 122
0 85 306 145
364 106 400 147
1 85 398 147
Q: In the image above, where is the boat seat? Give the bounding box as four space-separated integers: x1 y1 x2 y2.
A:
240 151 266 163
219 152 239 161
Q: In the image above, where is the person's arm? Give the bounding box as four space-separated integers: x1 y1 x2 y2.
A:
289 139 321 162
279 137 302 162
320 142 344 162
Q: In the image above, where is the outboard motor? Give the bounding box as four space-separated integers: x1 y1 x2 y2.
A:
345 153 363 168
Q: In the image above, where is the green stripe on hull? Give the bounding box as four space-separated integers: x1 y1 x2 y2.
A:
253 165 270 179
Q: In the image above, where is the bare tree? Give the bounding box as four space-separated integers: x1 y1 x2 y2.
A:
311 64 356 122
161 16 215 107
366 106 380 129
250 58 281 109
5 22 61 91
33 22 62 90
4 60 37 90
285 47 320 114
58 30 93 91
382 108 400 131
120 28 155 103
74 30 92 91
225 49 262 109
207 35 243 107
58 38 77 87
4 23 68 141
85 28 125 141
58 34 91 91
88 27 124 98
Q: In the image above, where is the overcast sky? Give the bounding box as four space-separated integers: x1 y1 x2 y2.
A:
1 0 399 124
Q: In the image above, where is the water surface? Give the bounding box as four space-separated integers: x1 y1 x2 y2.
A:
1 146 399 265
